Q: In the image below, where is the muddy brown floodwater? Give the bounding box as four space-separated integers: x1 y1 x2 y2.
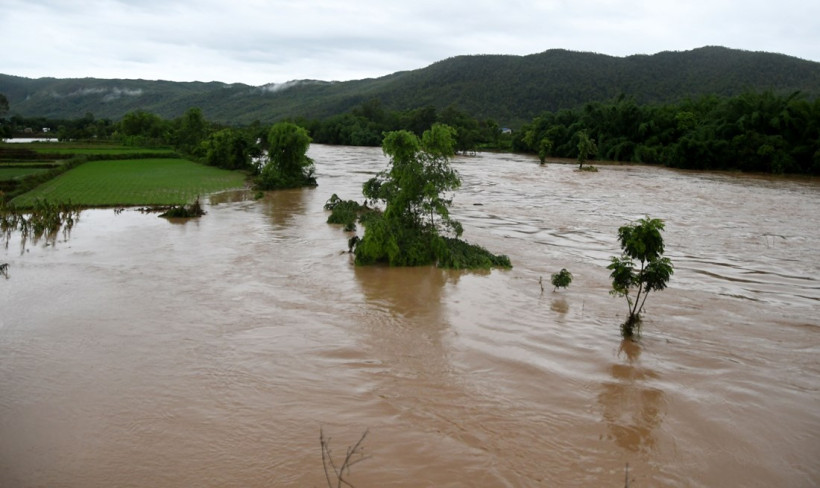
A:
1 145 819 487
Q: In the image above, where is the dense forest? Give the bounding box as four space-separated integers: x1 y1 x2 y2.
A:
2 46 819 127
3 89 818 175
281 90 820 175
514 91 820 174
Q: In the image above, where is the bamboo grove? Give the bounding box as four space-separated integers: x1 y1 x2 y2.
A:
513 91 820 174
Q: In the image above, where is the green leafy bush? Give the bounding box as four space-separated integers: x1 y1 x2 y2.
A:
324 193 368 231
551 268 573 290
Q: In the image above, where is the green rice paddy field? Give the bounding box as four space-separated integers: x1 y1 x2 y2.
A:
11 158 248 207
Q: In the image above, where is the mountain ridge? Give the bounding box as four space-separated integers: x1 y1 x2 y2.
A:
3 46 819 127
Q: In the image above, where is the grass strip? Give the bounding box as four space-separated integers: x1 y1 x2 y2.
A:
0 167 51 180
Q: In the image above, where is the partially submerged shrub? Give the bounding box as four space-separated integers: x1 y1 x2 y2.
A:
435 237 512 270
353 214 510 269
324 193 369 231
159 197 206 219
551 268 573 291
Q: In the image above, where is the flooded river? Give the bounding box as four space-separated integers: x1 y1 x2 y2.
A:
1 145 818 487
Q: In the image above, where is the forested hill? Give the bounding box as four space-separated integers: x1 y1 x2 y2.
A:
3 46 819 127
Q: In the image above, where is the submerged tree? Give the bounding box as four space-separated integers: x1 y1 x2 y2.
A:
537 138 553 164
607 217 674 338
576 130 598 169
354 124 510 269
256 122 316 190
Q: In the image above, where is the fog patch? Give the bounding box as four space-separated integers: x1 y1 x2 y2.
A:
49 87 144 100
103 88 144 101
258 79 333 93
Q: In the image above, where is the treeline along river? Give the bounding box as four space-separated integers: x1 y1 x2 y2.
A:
1 145 818 486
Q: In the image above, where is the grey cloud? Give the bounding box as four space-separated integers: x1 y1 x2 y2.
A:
2 0 818 85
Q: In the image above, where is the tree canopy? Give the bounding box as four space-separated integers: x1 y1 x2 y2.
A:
516 91 820 174
256 122 316 190
0 93 9 117
203 128 255 171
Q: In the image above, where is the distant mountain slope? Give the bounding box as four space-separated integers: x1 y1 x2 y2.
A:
3 46 819 127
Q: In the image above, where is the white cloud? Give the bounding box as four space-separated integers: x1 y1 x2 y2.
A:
1 0 817 85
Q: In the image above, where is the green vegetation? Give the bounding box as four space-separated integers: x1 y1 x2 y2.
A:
174 107 208 157
3 47 819 127
324 194 369 231
551 269 573 291
434 236 512 269
0 109 259 206
27 146 178 157
0 167 50 180
303 101 504 154
256 122 316 190
6 48 820 174
0 92 8 137
607 217 674 338
517 91 820 174
575 130 598 169
203 128 257 171
11 158 246 207
353 124 510 269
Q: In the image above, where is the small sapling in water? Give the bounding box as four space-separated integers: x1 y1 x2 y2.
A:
551 268 573 291
607 217 674 338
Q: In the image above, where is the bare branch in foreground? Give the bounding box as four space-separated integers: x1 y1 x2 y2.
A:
320 427 370 488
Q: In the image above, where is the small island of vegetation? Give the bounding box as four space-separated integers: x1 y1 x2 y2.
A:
328 124 511 270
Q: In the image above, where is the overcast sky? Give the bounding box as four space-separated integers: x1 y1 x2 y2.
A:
2 0 818 86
